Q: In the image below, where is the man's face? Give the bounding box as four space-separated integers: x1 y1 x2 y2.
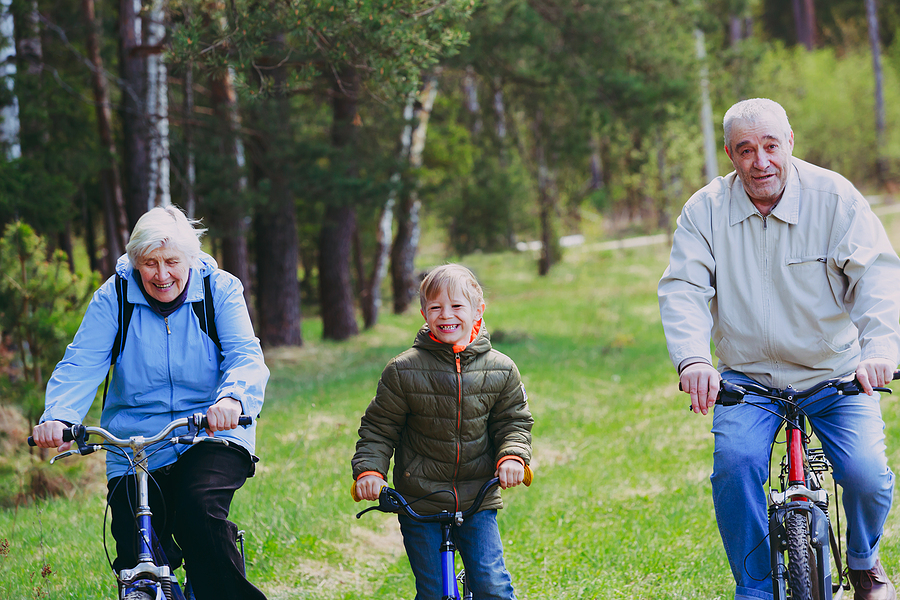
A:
725 114 794 209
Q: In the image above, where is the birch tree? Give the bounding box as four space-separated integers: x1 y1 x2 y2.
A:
0 0 20 160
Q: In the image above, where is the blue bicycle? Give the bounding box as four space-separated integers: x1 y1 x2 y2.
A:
354 467 532 600
28 413 251 600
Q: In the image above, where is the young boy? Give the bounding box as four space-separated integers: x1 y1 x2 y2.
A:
352 263 533 600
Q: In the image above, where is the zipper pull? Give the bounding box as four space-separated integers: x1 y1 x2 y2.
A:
165 317 171 334
455 353 461 373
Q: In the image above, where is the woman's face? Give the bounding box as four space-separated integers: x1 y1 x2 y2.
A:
136 247 190 303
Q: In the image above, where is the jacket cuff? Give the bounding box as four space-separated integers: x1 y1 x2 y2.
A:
356 471 385 481
496 455 525 469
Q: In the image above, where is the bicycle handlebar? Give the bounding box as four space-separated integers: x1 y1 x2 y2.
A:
352 464 533 520
715 370 900 407
27 413 253 448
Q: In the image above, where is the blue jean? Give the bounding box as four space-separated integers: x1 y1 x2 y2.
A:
398 509 516 600
711 371 894 600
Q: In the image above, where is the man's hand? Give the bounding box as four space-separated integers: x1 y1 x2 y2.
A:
681 363 721 415
496 460 525 489
856 358 897 396
205 397 243 435
31 420 72 452
356 475 387 501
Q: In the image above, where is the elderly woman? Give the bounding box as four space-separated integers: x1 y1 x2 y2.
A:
31 206 269 600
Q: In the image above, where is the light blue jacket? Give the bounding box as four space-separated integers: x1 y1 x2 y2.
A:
41 253 269 479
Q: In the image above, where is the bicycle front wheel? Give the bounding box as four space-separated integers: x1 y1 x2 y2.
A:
785 512 814 600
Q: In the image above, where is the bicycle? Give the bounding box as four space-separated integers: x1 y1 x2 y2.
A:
712 370 900 600
28 413 252 600
352 466 532 600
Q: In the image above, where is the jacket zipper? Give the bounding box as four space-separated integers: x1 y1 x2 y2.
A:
164 317 171 335
453 351 462 512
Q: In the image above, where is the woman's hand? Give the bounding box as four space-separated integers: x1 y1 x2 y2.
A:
31 420 73 452
205 397 243 435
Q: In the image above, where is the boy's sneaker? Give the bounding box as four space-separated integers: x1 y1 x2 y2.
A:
849 558 897 600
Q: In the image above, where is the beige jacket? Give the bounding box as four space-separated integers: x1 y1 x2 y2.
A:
659 158 900 390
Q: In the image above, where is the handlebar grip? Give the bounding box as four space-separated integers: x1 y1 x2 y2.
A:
27 424 83 447
197 415 253 430
351 481 361 503
523 464 533 487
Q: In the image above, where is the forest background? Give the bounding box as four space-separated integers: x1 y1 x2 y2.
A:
1 0 900 595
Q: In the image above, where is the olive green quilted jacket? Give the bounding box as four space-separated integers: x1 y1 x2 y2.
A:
352 322 533 515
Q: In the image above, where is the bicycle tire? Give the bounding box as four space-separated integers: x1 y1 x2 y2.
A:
785 512 814 600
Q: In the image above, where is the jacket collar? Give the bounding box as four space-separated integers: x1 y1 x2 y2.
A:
415 319 491 358
729 161 800 227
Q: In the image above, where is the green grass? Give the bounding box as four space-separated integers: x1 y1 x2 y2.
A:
4 211 900 599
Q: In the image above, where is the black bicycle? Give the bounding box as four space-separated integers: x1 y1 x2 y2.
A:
28 413 252 600
353 466 532 600
714 371 900 600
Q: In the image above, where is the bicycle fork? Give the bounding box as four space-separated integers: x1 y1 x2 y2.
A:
440 521 460 600
768 418 834 600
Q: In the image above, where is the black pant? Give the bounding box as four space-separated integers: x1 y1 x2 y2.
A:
107 443 267 600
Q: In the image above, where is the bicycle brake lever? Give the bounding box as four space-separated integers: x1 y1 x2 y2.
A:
355 505 380 519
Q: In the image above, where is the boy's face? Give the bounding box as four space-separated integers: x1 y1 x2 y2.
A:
421 288 485 347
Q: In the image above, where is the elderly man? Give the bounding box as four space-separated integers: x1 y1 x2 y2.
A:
659 97 900 600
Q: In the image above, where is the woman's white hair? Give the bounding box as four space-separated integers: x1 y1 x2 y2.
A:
723 98 792 150
126 205 206 266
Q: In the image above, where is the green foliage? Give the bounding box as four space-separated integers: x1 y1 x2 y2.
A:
170 0 477 100
0 222 96 420
736 43 900 185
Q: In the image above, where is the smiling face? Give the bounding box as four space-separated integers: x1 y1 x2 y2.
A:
136 247 190 303
725 114 794 213
421 287 485 347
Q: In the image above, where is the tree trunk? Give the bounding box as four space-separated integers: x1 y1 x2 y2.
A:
119 0 148 227
533 110 558 276
866 0 887 185
182 58 196 218
209 66 253 315
695 29 718 183
391 75 438 314
251 63 302 347
319 205 359 340
83 0 128 265
320 66 360 340
145 0 169 208
0 0 21 159
463 65 482 135
792 0 815 50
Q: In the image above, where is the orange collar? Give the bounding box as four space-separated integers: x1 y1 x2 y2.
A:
428 319 483 353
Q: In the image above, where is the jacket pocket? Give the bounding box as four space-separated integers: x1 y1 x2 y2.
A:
785 255 826 267
402 453 424 479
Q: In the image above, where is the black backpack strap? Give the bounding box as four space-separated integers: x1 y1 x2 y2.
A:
104 275 135 408
191 274 221 352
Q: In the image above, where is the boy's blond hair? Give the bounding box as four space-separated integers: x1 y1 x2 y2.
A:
419 264 484 310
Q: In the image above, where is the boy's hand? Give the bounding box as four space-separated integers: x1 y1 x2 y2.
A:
356 475 387 501
496 460 525 489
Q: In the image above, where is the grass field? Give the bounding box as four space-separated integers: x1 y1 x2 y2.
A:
3 210 900 599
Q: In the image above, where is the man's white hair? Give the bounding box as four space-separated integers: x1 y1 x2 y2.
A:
723 98 792 149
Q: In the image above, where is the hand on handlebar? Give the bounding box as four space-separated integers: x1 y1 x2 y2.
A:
31 420 73 452
496 459 525 489
355 474 388 502
855 359 897 396
205 397 244 435
680 363 721 415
